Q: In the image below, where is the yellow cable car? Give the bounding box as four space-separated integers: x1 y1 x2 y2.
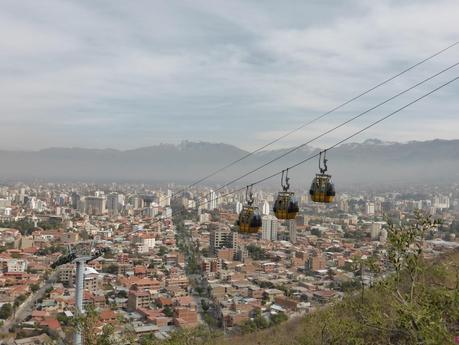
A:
237 186 262 233
273 169 299 220
309 151 336 203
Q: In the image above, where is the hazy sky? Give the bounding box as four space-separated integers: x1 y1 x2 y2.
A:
1 0 458 151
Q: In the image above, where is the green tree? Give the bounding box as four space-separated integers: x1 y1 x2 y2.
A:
14 294 27 308
201 299 209 312
158 246 168 256
247 245 268 260
105 264 118 275
271 311 288 325
0 303 12 319
163 306 174 317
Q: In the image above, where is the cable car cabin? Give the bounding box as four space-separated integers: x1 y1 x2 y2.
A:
273 191 299 219
309 174 335 203
237 205 262 233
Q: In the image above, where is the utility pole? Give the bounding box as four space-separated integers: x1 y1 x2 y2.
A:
74 257 90 345
51 243 108 345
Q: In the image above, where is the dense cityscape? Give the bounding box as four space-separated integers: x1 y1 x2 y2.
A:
1 1 458 344
0 182 457 344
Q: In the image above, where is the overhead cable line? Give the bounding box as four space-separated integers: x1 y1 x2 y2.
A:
189 61 459 204
156 74 459 224
158 41 459 203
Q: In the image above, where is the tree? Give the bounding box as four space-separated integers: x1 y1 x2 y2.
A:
381 211 453 344
11 252 21 259
271 311 288 325
0 303 12 319
116 290 128 299
158 246 168 256
195 286 204 296
105 264 118 275
14 294 27 308
247 245 268 260
201 299 209 312
163 306 174 317
56 313 71 326
30 284 40 293
72 306 131 345
311 228 322 237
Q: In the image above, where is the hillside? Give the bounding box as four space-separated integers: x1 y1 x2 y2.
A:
1 139 459 186
146 249 459 345
218 250 459 345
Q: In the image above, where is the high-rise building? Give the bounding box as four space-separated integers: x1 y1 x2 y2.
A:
365 202 375 216
144 206 158 218
84 196 106 215
107 193 119 215
370 222 382 241
433 195 450 209
339 198 349 212
209 190 217 210
288 220 297 244
209 227 238 256
19 188 25 204
261 215 278 241
262 200 270 216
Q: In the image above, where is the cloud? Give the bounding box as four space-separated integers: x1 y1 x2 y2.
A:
0 0 458 150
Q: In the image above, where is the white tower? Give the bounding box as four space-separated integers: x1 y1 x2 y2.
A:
262 200 270 215
209 190 217 210
262 215 278 241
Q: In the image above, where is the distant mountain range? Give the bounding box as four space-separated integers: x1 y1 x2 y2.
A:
1 139 458 187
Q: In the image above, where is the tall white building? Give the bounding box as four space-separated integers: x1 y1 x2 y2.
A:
262 215 278 241
85 196 107 215
365 202 375 216
433 195 450 209
144 206 159 218
370 222 382 240
209 190 217 210
262 200 270 216
19 188 25 203
107 193 119 215
288 220 297 244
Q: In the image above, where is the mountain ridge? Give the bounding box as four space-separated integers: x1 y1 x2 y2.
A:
0 139 458 186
